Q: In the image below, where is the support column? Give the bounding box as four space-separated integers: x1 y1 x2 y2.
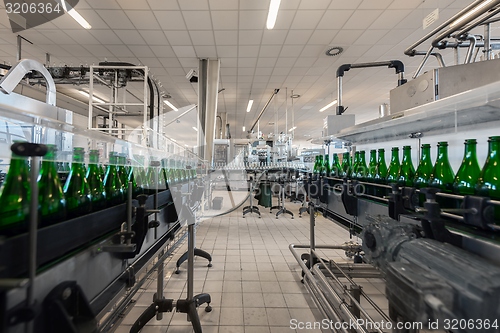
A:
197 59 220 165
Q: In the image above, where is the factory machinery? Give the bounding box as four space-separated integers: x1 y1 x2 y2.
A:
290 2 500 332
0 59 211 333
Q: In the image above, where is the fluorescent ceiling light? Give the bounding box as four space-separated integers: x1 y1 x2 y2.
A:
79 90 105 104
164 100 178 111
289 126 297 132
319 100 338 112
184 144 189 147
242 126 246 131
450 0 495 28
246 100 254 112
266 0 281 29
192 127 198 132
170 138 177 142
60 0 91 29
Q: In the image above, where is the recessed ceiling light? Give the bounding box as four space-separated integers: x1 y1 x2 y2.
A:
266 0 281 29
325 46 343 57
319 100 338 112
164 100 178 111
246 99 253 112
60 0 92 29
192 127 198 132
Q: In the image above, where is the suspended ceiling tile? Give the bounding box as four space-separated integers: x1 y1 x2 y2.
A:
89 29 122 45
273 10 296 30
275 57 297 68
125 11 161 30
118 0 149 10
272 67 291 76
208 0 239 10
138 57 163 67
86 0 120 9
239 10 267 30
78 9 111 29
154 11 187 30
220 67 237 75
106 45 135 58
238 57 258 67
316 10 353 30
159 57 182 68
178 57 199 67
220 57 238 67
194 45 218 58
238 45 260 57
164 31 192 46
353 29 389 45
97 10 136 29
86 44 115 57
214 31 238 45
189 30 215 46
343 10 384 30
358 0 393 10
239 30 264 45
150 45 176 58
115 30 147 45
41 30 77 44
178 0 210 10
257 57 278 67
388 0 423 10
211 11 239 30
290 10 325 30
239 0 269 10
369 10 413 30
258 45 282 57
216 45 238 57
299 44 324 57
261 30 288 45
172 45 197 58
279 45 304 57
284 30 313 45
128 45 154 58
308 30 338 45
332 30 365 45
183 11 212 30
139 31 169 46
238 67 254 76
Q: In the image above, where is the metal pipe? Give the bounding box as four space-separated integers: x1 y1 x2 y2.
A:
485 23 492 60
454 6 500 39
249 88 279 132
413 45 435 79
432 0 500 50
309 203 315 265
404 0 494 55
17 35 21 61
336 76 343 115
163 104 198 127
127 182 132 245
187 224 194 300
464 34 477 64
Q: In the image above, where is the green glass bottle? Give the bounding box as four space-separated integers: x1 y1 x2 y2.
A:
317 155 324 177
64 147 92 218
323 154 331 177
386 147 400 184
86 150 107 211
398 146 415 187
0 146 30 236
127 166 142 197
351 151 360 179
366 150 377 180
374 149 388 181
103 152 125 206
476 136 500 222
341 152 351 177
430 142 455 209
38 145 66 227
414 144 433 188
331 154 342 178
313 155 319 174
453 139 480 195
374 148 388 197
354 151 367 180
429 142 455 192
117 154 128 191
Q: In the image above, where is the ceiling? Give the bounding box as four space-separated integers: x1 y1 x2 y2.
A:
0 0 497 148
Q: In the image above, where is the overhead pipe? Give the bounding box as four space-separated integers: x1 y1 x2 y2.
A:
464 34 478 64
404 0 497 56
249 88 279 133
336 61 406 115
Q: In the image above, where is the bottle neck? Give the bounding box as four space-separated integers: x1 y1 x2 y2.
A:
369 151 376 163
421 146 431 161
390 150 399 163
73 153 85 163
402 148 411 162
377 151 385 162
89 154 99 164
464 142 477 160
488 140 499 160
437 145 449 162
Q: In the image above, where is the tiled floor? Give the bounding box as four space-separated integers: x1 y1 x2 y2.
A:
113 199 376 333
